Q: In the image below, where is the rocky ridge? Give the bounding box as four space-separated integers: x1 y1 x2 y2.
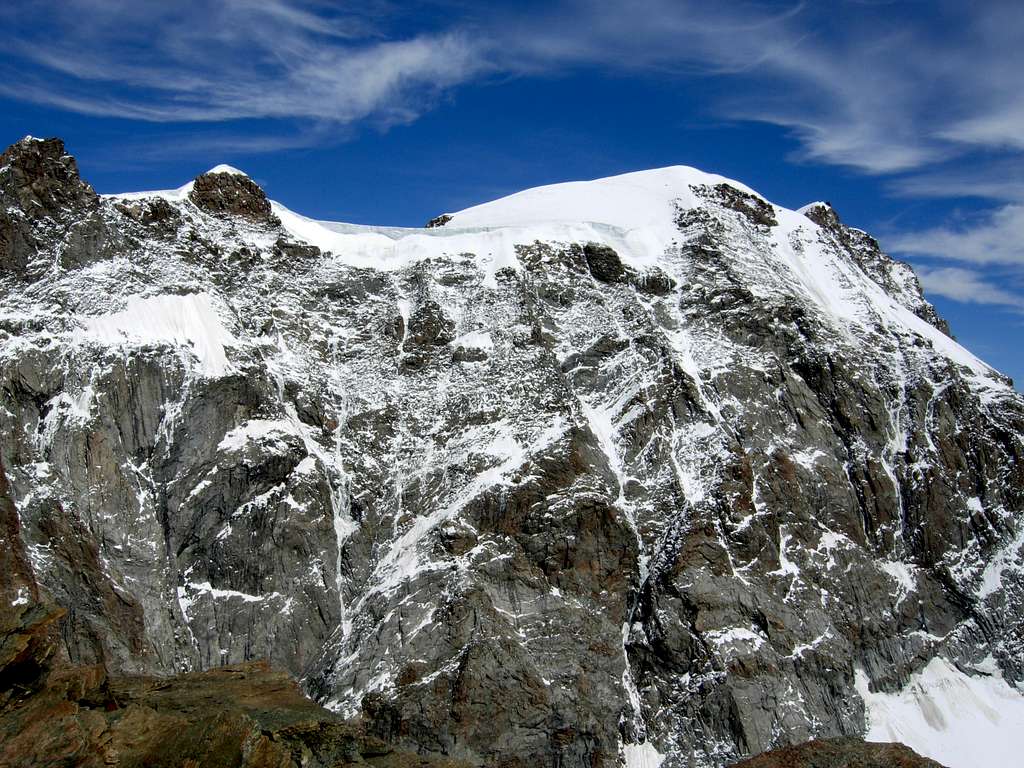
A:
1 136 1023 767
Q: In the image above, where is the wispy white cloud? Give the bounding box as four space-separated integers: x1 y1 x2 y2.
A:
483 1 1023 175
915 266 1024 310
0 1 487 126
888 205 1024 267
889 159 1024 205
485 0 809 76
887 202 1024 309
3 0 1022 184
736 2 1024 175
941 105 1024 152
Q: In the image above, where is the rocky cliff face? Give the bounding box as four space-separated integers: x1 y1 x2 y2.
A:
2 136 1022 768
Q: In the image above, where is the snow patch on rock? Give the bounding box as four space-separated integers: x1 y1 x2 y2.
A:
622 741 665 768
76 293 236 377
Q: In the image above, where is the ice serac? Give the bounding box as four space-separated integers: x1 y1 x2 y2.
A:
1 138 1023 768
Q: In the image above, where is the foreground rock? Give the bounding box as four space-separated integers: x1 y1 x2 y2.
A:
730 738 946 768
0 660 468 768
0 459 65 711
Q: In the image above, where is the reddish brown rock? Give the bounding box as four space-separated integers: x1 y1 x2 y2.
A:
730 738 946 768
0 661 471 768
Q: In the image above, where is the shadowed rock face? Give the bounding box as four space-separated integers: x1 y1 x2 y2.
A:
584 242 629 283
728 738 946 768
0 136 107 276
1 139 1023 768
0 136 97 215
0 460 65 708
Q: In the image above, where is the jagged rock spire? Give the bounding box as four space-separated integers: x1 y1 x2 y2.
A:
0 136 97 218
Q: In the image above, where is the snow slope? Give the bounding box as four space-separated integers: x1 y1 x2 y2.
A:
75 293 237 377
857 657 1024 768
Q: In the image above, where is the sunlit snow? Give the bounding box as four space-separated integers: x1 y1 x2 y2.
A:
857 656 1024 768
76 293 236 377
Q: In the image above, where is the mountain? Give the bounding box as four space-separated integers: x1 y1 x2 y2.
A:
2 135 1023 768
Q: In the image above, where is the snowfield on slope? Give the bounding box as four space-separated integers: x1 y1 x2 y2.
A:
256 164 1005 390
857 656 1024 768
75 292 237 377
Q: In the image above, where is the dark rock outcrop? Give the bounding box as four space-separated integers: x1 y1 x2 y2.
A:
692 183 778 228
0 136 97 216
633 266 677 296
189 170 277 223
729 738 946 768
426 214 453 228
0 136 106 276
0 661 469 768
584 242 630 283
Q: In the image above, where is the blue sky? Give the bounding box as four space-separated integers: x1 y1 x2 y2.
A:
1 1 1021 382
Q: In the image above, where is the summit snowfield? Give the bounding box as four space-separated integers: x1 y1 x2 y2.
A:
2 136 1024 768
273 167 1000 389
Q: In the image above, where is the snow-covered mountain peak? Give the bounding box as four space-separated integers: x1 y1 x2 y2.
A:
109 163 763 232
265 168 1006 394
4 137 1024 768
94 159 1009 394
797 201 832 216
103 165 249 204
205 163 250 177
442 165 766 230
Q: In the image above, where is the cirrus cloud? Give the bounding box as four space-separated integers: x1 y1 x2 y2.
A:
3 1 1024 311
888 206 1024 267
915 265 1024 311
